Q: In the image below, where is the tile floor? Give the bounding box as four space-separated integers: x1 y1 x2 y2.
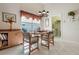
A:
0 45 24 55
31 37 79 55
0 37 79 55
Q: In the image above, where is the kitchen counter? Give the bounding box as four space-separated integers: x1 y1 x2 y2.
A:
0 29 21 31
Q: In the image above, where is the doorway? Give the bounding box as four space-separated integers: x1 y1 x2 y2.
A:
52 16 61 37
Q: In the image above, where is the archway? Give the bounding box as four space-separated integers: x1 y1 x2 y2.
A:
52 16 61 37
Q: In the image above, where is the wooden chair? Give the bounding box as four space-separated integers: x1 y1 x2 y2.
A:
23 32 39 55
49 31 54 45
41 31 54 49
41 31 49 49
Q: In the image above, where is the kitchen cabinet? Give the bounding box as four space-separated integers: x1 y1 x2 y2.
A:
0 29 23 49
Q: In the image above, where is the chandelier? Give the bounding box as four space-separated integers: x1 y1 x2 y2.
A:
38 10 49 17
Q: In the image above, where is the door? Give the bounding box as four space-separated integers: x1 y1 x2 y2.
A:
52 16 61 37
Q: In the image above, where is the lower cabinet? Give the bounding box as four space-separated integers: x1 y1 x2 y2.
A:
0 30 23 49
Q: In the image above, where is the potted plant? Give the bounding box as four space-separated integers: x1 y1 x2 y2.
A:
68 11 75 19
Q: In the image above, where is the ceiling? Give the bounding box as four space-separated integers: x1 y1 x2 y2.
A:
19 3 44 15
18 3 79 15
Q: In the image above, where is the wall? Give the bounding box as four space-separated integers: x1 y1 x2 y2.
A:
0 3 21 29
62 11 79 43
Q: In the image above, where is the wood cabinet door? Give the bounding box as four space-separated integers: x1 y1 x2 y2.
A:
15 31 23 44
8 31 23 47
8 31 17 46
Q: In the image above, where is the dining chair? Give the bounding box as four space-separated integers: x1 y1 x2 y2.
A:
41 31 50 49
41 31 54 49
23 32 39 55
49 31 54 45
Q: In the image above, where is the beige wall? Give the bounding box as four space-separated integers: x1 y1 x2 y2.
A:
0 3 21 29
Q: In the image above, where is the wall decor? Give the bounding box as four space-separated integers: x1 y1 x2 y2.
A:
68 11 75 19
2 12 16 22
2 12 16 30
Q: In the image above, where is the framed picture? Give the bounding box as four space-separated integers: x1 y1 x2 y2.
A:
2 12 16 22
